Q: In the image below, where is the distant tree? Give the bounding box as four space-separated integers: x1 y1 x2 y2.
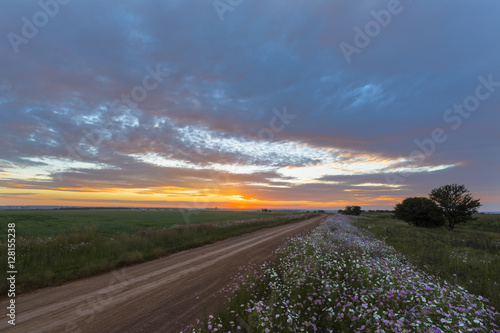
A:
342 206 362 216
352 206 362 215
394 197 444 228
430 184 481 231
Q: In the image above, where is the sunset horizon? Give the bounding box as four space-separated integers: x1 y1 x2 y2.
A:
1 1 499 212
1 2 500 331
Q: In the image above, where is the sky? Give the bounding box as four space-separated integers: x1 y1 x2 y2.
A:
0 0 499 210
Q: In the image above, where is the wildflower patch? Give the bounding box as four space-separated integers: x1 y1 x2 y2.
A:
191 214 499 332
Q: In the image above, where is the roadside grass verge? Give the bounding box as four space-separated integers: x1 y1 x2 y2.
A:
353 213 500 315
0 213 319 296
188 215 499 332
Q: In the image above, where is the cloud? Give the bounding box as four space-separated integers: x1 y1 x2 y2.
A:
0 0 499 210
0 193 35 196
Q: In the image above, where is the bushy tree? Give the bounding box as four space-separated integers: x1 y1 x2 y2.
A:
430 184 481 231
342 206 362 216
394 197 444 227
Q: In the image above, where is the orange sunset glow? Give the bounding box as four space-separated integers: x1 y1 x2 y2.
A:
1 1 499 211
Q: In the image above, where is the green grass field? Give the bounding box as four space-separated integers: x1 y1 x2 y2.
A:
353 213 500 313
0 209 288 238
0 209 317 296
456 213 500 233
359 212 500 233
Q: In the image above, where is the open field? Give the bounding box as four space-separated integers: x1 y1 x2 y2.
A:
193 214 499 332
456 214 500 233
0 209 290 238
0 210 317 295
359 212 500 233
0 215 326 332
2 210 498 331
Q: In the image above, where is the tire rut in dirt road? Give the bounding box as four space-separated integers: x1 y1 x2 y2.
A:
0 215 326 333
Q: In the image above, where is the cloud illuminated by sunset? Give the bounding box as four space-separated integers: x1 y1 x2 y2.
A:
0 0 499 210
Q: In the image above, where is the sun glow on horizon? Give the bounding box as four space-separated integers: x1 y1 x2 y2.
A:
0 126 463 210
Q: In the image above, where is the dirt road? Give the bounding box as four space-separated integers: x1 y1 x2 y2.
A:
1 215 326 333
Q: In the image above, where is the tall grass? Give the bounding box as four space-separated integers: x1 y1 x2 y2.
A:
456 214 500 233
0 213 319 296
